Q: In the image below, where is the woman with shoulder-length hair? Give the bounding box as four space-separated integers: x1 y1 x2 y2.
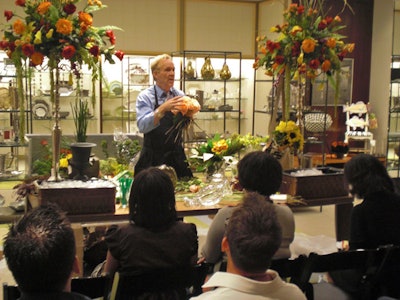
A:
104 167 198 279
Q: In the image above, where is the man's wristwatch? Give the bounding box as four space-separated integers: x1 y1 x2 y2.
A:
155 108 164 119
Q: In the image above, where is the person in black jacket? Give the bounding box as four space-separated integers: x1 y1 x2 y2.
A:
330 154 400 299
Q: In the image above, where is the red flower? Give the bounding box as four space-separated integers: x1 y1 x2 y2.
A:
89 45 100 57
318 20 328 30
63 4 76 15
115 50 124 61
309 59 320 69
21 43 34 56
0 40 8 50
15 0 25 7
40 139 48 146
4 10 13 21
62 45 76 59
105 30 116 44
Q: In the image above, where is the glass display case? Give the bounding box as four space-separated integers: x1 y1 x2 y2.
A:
171 50 244 137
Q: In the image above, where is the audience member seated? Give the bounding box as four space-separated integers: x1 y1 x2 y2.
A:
103 167 198 296
201 151 295 268
329 154 400 299
191 192 306 299
3 204 91 300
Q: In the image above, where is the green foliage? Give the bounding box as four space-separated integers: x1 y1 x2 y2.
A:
71 99 90 142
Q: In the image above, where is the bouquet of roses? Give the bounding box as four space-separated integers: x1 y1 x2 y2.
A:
167 96 201 142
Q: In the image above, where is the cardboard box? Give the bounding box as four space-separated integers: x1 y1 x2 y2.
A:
279 167 348 199
28 180 116 215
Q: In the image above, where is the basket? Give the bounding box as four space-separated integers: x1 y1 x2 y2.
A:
279 167 348 199
304 112 333 133
28 180 116 215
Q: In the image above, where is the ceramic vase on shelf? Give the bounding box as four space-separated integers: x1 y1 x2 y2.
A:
185 60 196 79
219 62 231 80
201 56 215 80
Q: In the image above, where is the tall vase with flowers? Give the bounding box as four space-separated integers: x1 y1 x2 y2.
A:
1 0 124 181
254 0 355 126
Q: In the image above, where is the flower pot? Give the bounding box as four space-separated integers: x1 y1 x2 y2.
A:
69 142 97 181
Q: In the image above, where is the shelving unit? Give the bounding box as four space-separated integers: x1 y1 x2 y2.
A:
388 55 400 176
100 55 153 134
171 50 243 137
0 55 32 178
252 68 276 136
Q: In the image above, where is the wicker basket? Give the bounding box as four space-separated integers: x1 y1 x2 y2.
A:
28 180 116 215
279 167 348 199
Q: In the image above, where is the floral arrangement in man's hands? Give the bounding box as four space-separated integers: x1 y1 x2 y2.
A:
167 96 201 142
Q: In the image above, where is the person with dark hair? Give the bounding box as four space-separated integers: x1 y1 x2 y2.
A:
104 167 198 276
191 192 306 299
201 151 295 266
135 53 193 179
3 204 91 300
329 154 400 298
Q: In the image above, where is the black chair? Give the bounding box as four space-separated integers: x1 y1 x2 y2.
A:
3 283 20 300
300 245 396 300
270 255 309 292
3 275 111 300
71 275 112 299
109 263 208 300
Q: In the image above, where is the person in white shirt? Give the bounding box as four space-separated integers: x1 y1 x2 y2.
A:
191 192 306 300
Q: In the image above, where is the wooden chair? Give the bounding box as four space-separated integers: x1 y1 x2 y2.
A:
299 245 396 300
109 263 209 300
3 275 111 300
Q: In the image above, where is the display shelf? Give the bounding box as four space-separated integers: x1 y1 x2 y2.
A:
100 55 153 134
171 50 242 136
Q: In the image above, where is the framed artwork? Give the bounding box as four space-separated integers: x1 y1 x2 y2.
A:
311 58 354 106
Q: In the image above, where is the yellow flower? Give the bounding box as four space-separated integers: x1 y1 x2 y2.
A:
34 30 42 44
212 140 229 155
46 28 54 39
59 157 69 168
56 19 73 35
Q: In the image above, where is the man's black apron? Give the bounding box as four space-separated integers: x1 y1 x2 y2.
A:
134 87 193 179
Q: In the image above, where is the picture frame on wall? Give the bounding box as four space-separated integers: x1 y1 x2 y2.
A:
311 58 354 106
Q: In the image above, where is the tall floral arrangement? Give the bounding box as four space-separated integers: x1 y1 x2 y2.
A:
254 0 355 121
0 0 124 142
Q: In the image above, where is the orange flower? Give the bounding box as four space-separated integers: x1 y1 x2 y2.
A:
13 19 25 35
37 2 51 15
31 52 44 66
321 60 331 72
301 38 316 53
173 96 201 118
79 11 93 26
326 38 336 49
56 19 73 35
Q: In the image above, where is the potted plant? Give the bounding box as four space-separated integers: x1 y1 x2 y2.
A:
70 99 96 181
331 141 349 158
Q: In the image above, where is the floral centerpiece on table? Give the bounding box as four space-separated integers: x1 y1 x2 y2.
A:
254 0 355 121
331 141 348 158
188 133 245 176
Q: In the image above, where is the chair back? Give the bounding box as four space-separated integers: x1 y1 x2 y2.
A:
3 283 21 300
109 263 208 300
270 255 309 291
3 276 111 300
300 245 395 300
71 275 111 299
